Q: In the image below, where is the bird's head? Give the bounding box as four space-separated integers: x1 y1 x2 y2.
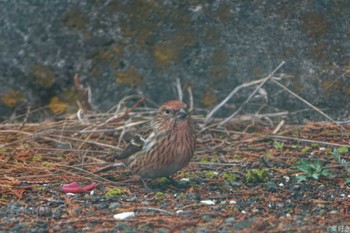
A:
153 100 191 132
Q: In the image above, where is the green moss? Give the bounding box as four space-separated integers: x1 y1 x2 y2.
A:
1 90 24 108
48 96 69 114
153 43 179 67
200 158 217 164
0 194 8 200
115 66 143 86
209 67 228 83
159 177 170 185
262 152 273 159
232 154 242 160
301 147 310 153
36 186 47 191
273 141 284 150
301 13 328 37
215 2 232 23
202 88 218 107
180 172 195 179
222 173 240 182
154 192 164 199
30 64 54 88
63 10 88 30
290 157 299 164
205 171 217 179
31 155 42 162
42 162 54 168
245 169 270 184
338 146 349 153
105 188 126 197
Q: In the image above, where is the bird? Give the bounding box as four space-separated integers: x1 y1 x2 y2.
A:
110 100 196 191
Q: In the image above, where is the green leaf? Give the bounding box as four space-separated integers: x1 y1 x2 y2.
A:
344 178 350 185
311 172 320 180
295 174 307 182
321 169 333 178
309 160 322 172
338 146 349 153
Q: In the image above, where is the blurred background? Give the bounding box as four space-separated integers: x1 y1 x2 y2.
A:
0 0 349 122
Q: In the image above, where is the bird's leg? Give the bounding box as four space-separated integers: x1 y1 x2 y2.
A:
139 177 152 193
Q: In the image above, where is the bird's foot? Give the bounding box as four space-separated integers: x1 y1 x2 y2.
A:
139 177 153 193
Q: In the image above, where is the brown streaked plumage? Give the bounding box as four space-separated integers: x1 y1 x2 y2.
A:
116 100 196 189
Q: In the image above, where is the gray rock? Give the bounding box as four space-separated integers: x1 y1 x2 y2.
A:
0 1 349 122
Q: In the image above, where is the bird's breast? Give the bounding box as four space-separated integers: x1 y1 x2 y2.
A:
130 128 195 179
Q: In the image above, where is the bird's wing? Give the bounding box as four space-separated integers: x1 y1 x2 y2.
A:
114 122 152 160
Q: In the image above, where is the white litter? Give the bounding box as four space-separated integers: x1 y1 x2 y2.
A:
180 178 190 182
113 212 135 220
200 200 215 205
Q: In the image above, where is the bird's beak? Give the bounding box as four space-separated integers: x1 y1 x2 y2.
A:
176 108 188 119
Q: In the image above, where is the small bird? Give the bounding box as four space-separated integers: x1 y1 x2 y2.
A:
114 100 196 191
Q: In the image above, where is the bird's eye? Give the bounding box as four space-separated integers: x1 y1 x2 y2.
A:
164 109 171 114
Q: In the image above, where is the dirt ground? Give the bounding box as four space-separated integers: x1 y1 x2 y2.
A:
1 110 349 232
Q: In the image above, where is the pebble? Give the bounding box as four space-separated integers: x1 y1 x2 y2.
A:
283 176 290 182
224 217 235 224
176 210 184 214
141 201 149 205
109 202 121 209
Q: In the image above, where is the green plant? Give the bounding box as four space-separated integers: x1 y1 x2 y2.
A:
292 159 332 182
232 154 242 160
332 149 350 172
332 148 350 184
273 141 284 150
245 169 270 184
154 192 164 199
222 173 240 182
301 147 310 153
337 146 349 154
159 177 171 185
42 162 54 167
105 188 125 197
205 171 217 179
31 155 42 162
345 178 350 185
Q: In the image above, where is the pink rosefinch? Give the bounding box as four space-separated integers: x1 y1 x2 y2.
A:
115 100 196 190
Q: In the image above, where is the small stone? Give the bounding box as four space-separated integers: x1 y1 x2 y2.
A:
109 202 121 209
141 201 149 205
283 176 290 182
176 210 184 214
224 217 235 224
157 228 169 233
263 182 278 192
